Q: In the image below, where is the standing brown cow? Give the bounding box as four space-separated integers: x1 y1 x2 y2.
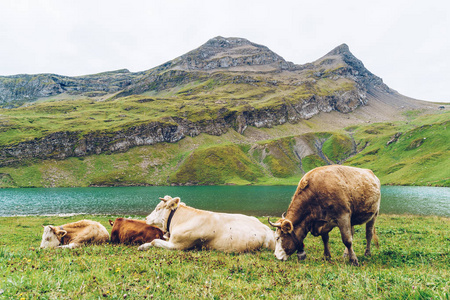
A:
109 218 164 245
269 165 381 266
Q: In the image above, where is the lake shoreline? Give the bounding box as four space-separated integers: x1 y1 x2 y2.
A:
1 183 449 189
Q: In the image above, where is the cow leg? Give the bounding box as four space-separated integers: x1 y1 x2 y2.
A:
365 214 377 256
138 239 180 251
343 226 354 258
338 220 359 266
321 232 331 260
58 243 79 249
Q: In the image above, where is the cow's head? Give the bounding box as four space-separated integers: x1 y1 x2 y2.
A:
145 195 180 229
40 225 67 248
268 217 306 261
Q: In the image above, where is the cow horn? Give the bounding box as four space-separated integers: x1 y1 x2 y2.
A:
268 217 282 228
159 195 172 202
282 212 286 218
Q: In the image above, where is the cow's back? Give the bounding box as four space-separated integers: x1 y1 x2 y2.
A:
63 220 109 245
203 213 275 252
305 165 381 222
111 218 164 245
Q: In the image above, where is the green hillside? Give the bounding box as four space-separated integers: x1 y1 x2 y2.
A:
346 112 450 186
0 75 355 146
1 110 448 188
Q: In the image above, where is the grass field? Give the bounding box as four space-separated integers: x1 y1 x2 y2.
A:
0 214 449 299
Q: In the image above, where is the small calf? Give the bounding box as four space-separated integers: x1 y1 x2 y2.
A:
40 220 109 249
109 218 164 245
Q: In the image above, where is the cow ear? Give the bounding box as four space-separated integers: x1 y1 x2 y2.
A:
281 220 293 234
57 230 67 238
167 197 180 210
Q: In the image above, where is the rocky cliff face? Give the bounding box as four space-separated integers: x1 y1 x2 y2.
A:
0 69 140 107
0 37 402 166
0 90 365 167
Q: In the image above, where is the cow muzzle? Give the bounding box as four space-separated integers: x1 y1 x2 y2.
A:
274 245 289 261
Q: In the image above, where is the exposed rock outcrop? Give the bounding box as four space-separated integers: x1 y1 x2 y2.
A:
0 69 140 107
169 36 295 71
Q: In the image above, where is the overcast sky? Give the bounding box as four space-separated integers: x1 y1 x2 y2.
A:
1 0 449 102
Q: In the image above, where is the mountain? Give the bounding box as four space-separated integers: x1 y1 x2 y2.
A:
0 36 401 107
0 36 446 188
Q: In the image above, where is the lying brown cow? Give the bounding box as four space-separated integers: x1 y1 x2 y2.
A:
109 218 164 245
40 220 109 249
269 165 381 266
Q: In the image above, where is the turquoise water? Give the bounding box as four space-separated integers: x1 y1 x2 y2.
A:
0 186 449 217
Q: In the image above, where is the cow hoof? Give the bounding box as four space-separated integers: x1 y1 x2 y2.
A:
297 251 307 261
350 259 359 266
364 249 372 257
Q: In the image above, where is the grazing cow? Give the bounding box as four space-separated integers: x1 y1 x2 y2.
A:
138 196 275 253
268 165 381 266
109 218 165 245
40 220 109 249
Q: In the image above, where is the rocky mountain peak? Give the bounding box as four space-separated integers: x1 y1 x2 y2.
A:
320 43 364 69
167 36 294 72
203 36 254 50
325 43 351 56
318 43 392 94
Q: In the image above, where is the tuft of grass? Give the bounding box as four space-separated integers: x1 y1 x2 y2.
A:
302 154 327 173
322 133 354 163
0 214 448 299
169 144 264 185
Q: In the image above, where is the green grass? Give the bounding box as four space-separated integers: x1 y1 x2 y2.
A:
302 154 327 173
0 214 448 299
346 112 450 186
322 133 354 163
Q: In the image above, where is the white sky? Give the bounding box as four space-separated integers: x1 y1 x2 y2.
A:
0 0 449 102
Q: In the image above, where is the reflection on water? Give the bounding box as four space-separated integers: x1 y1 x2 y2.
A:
0 186 449 217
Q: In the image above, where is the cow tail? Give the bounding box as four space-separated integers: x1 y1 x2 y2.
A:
373 227 379 248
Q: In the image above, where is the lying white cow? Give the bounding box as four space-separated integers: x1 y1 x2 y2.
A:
40 220 109 249
138 196 275 253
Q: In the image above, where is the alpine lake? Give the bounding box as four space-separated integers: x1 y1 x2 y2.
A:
1 185 449 218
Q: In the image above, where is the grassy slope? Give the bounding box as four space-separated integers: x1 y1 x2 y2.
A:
0 111 448 188
0 75 354 146
0 215 448 299
346 111 450 186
